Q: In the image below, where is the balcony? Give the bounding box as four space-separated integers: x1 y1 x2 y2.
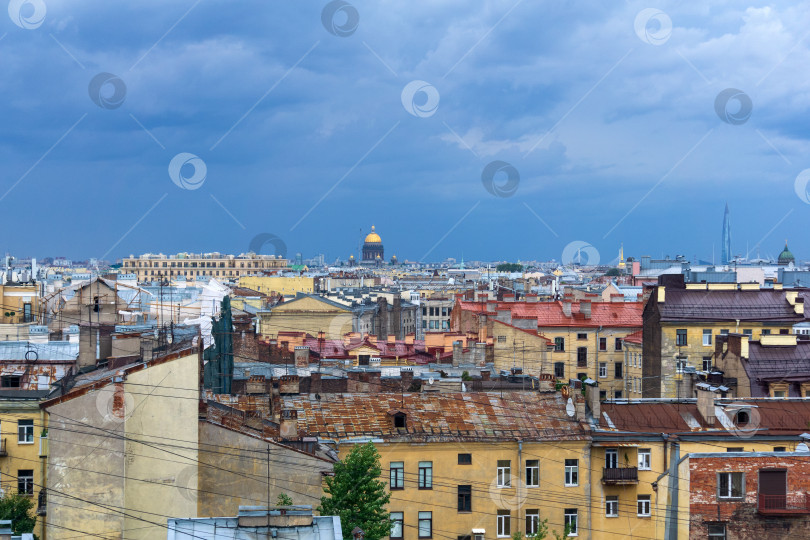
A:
602 467 638 485
758 492 810 515
0 438 7 457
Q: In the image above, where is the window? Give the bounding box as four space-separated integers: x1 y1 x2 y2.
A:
638 449 651 470
564 509 577 536
577 332 587 340
675 329 687 346
703 329 712 346
774 447 786 452
614 338 623 351
497 460 511 488
599 337 607 351
418 511 432 538
718 472 744 498
780 328 790 335
554 337 565 352
497 510 510 537
23 303 31 323
735 411 749 426
614 390 623 399
554 362 565 378
743 329 752 337
599 362 607 378
707 524 726 539
458 485 471 512
577 347 587 367
418 461 433 489
525 510 540 535
702 356 712 372
762 329 771 335
726 447 743 452
458 453 472 465
605 449 618 469
17 470 33 495
390 462 404 489
497 335 507 343
565 459 578 486
390 512 404 539
599 390 607 400
720 329 729 335
637 495 651 516
614 362 623 379
676 358 687 373
605 496 618 517
1 376 21 388
526 460 539 487
18 420 33 444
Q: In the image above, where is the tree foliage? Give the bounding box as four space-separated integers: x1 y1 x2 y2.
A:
511 519 570 540
318 442 391 540
276 493 293 506
0 493 36 536
497 263 524 272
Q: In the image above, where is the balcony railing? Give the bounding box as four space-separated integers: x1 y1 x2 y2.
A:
602 467 638 485
758 492 810 515
0 438 7 457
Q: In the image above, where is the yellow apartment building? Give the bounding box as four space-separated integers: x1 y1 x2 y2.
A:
238 275 317 297
0 283 39 324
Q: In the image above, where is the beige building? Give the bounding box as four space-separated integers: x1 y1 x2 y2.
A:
123 252 288 282
238 275 317 296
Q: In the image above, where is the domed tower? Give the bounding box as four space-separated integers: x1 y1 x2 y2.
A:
362 225 384 262
390 254 398 265
348 254 356 267
778 241 795 266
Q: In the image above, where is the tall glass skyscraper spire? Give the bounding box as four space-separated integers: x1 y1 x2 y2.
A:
721 203 732 264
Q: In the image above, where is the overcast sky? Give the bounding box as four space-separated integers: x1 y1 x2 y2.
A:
2 1 810 264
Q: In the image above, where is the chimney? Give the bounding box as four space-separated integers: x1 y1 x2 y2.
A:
452 340 463 367
310 371 322 393
400 368 414 391
580 300 592 319
610 294 624 303
279 409 299 440
388 335 396 344
562 300 572 318
585 382 600 424
480 369 490 381
78 324 98 369
294 346 310 368
657 286 666 303
575 394 586 422
696 388 716 425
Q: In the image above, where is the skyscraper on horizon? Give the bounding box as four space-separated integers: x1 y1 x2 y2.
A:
721 203 732 265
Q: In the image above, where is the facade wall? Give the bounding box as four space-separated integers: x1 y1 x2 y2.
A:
123 255 288 282
197 422 333 517
490 321 550 376
339 439 591 540
0 284 39 324
239 276 317 297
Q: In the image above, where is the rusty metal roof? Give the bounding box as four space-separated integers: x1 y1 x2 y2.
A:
282 391 587 442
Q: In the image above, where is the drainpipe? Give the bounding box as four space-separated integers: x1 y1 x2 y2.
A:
586 442 592 540
664 439 680 540
517 439 523 536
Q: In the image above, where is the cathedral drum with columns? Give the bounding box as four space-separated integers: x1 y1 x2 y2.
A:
362 225 384 262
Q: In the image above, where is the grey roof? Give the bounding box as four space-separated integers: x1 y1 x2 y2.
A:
745 341 810 381
0 341 77 361
657 289 807 323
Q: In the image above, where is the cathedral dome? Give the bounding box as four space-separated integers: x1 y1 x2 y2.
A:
364 225 382 244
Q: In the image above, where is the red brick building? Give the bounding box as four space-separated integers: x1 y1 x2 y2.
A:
689 452 810 539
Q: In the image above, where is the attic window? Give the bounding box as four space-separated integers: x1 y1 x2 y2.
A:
394 415 406 428
735 411 750 426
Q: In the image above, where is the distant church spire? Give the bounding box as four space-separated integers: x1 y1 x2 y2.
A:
721 203 732 265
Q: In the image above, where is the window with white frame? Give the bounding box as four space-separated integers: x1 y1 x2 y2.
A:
496 510 510 537
702 356 712 372
637 495 651 516
718 472 744 499
525 460 539 487
676 357 687 373
564 459 578 486
605 449 618 469
599 363 607 378
605 496 618 517
17 420 33 444
564 509 577 536
418 511 432 538
525 510 539 535
708 523 726 539
496 460 511 488
703 329 712 346
638 449 651 470
17 469 33 495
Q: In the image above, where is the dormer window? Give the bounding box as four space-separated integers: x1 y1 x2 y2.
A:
388 409 407 428
735 410 749 426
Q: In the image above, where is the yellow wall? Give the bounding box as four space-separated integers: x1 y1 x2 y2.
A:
490 321 550 376
340 439 591 540
258 296 353 340
0 400 47 540
0 284 39 324
239 276 316 296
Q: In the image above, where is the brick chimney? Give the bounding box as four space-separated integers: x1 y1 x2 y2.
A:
561 300 572 318
696 387 716 425
580 300 592 319
480 369 490 381
400 368 414 391
280 409 299 440
294 346 310 368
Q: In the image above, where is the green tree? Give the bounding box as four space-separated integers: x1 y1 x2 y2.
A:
497 263 524 272
511 519 570 540
0 493 36 536
276 493 293 506
604 268 623 276
318 442 391 540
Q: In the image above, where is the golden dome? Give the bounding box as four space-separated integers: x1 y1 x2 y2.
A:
364 225 382 244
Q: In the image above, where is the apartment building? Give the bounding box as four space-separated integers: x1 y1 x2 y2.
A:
122 252 288 282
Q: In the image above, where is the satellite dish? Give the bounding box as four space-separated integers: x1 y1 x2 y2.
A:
428 377 434 385
565 398 575 418
797 442 809 452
